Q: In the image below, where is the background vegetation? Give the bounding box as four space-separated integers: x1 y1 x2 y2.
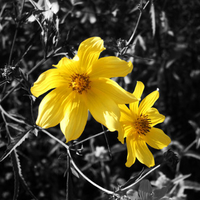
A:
0 0 200 199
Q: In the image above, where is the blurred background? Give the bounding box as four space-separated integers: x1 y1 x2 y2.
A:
0 0 200 199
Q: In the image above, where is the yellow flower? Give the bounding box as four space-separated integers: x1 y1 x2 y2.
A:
118 81 171 168
31 37 137 142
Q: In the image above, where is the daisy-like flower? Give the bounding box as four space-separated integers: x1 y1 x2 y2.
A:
118 81 171 167
31 37 138 142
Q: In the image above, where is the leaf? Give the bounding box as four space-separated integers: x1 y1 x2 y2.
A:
139 179 152 193
166 59 176 69
138 179 153 200
184 151 200 160
11 151 20 200
188 120 200 148
153 186 168 200
150 0 156 37
172 174 191 185
11 150 38 200
137 35 146 51
0 128 33 162
126 189 139 200
120 168 145 189
183 180 200 191
7 123 26 132
70 165 80 179
15 0 25 17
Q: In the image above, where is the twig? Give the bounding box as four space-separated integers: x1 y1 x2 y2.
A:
125 0 150 49
0 105 27 125
2 0 25 96
0 50 53 103
120 164 161 192
72 130 109 146
67 148 115 196
41 128 116 196
8 0 25 66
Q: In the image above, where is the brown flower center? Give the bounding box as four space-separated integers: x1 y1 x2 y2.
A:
69 73 91 94
134 114 151 135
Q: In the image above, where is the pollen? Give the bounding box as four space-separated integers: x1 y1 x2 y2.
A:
69 73 91 94
134 114 151 135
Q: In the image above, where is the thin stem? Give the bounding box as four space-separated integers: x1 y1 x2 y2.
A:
30 97 35 125
126 0 143 47
8 0 25 66
126 0 150 48
101 125 112 158
1 52 50 103
40 128 69 150
72 130 109 146
1 111 12 143
27 49 55 76
120 164 161 192
183 139 197 153
67 148 115 196
2 0 25 95
0 105 27 125
41 128 115 196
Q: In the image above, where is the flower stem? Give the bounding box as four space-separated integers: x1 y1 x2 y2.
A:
72 130 109 146
67 148 115 196
183 139 197 153
120 164 161 192
40 128 69 150
0 105 27 125
126 0 150 47
41 128 115 196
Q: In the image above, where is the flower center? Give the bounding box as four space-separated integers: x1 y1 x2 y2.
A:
134 114 151 135
69 73 91 94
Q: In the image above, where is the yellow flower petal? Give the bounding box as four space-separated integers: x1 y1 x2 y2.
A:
91 78 138 104
123 124 135 138
83 87 120 132
60 92 88 142
146 108 165 126
90 57 133 78
144 127 171 149
31 68 67 97
118 104 133 143
125 137 136 167
135 140 155 167
139 90 159 115
129 81 145 114
53 57 79 74
119 123 133 144
118 105 138 137
36 87 71 128
133 81 145 100
77 37 105 73
119 104 133 122
117 125 124 144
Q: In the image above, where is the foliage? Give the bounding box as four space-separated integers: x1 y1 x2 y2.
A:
0 0 200 199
